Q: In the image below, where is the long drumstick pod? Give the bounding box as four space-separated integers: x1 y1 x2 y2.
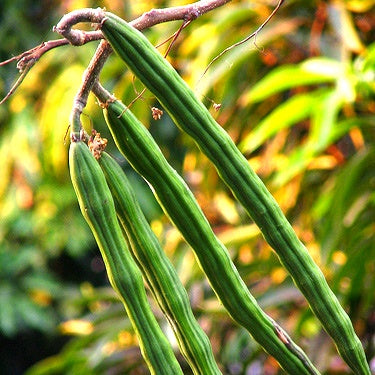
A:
99 13 370 374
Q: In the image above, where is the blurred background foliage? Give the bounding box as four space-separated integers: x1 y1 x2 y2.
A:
0 0 374 374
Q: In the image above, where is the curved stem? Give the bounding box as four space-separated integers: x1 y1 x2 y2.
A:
54 1 231 42
70 39 112 138
1 1 231 106
65 1 231 138
53 8 106 45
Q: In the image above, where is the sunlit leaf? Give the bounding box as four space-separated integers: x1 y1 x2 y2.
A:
271 90 345 187
314 147 375 258
308 90 344 150
328 1 365 53
355 43 375 97
241 58 342 104
240 91 324 153
39 64 90 178
345 0 375 12
329 116 375 142
218 224 260 247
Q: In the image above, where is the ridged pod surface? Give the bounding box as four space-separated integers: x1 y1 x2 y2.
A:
100 13 370 374
69 139 183 375
94 89 319 375
99 151 222 375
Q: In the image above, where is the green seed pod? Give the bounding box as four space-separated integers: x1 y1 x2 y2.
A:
100 13 370 374
93 83 319 375
98 150 222 375
69 138 183 375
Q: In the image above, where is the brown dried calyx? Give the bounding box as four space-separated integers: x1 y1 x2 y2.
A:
88 130 108 159
151 107 163 120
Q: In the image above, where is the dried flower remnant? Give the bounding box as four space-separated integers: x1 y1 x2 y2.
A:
88 130 108 159
151 107 163 120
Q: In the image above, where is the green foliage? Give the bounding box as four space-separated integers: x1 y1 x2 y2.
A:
314 147 375 313
0 107 94 338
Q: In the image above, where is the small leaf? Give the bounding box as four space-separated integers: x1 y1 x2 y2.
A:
242 58 341 104
240 91 323 153
328 1 365 53
308 90 344 151
271 90 344 187
0 284 18 336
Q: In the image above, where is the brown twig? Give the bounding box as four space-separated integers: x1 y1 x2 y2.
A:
0 35 103 106
162 19 191 59
59 1 231 136
155 20 191 50
0 39 68 105
309 1 327 56
53 1 230 45
62 2 231 138
70 39 112 136
53 8 105 45
197 0 285 83
0 64 32 106
0 39 67 70
125 19 192 114
1 0 230 106
129 0 231 30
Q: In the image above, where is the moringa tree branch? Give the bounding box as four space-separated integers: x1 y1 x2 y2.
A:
1 0 283 117
52 0 232 137
0 0 231 106
70 39 112 136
